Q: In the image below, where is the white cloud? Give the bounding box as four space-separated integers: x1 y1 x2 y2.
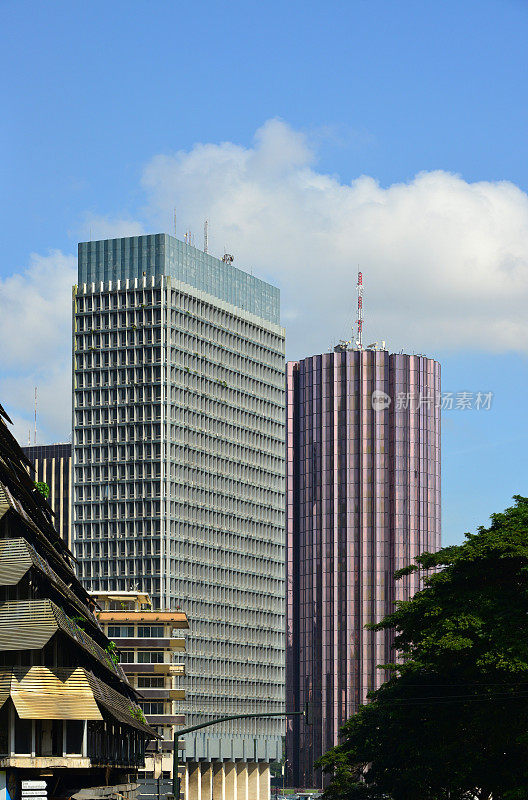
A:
3 118 528 442
0 251 75 368
142 118 528 358
79 214 146 241
0 251 75 444
79 214 148 241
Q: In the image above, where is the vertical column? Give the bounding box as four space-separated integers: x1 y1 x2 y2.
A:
184 764 190 800
247 763 259 800
59 456 64 541
50 457 56 522
224 762 237 800
213 763 225 800
68 455 72 550
201 763 213 800
257 764 269 800
188 762 201 800
236 763 248 800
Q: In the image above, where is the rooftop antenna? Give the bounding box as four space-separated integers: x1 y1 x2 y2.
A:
356 270 363 350
204 219 209 254
173 209 177 238
34 387 37 445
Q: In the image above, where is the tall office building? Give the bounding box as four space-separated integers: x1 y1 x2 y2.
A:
72 234 285 780
286 347 441 787
23 443 72 547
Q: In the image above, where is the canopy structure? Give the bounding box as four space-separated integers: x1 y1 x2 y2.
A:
0 537 98 628
0 666 154 735
0 598 126 681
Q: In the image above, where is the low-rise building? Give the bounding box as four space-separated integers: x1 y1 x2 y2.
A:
0 403 154 800
92 591 188 779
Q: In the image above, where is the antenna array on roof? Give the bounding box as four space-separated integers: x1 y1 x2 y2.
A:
356 270 363 350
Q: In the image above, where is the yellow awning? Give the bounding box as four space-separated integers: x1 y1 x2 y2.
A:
11 666 102 720
0 666 155 735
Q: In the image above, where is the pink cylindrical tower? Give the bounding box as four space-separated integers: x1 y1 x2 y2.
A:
286 349 441 787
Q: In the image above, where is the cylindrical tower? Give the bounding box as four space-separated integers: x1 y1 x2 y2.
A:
285 349 441 787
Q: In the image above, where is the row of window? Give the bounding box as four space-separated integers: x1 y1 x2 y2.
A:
76 288 161 312
139 702 165 715
120 650 173 663
108 625 165 637
167 289 283 356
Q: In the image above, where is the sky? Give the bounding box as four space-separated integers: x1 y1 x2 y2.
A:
1 0 527 546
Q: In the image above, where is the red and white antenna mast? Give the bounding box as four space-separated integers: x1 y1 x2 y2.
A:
356 270 363 350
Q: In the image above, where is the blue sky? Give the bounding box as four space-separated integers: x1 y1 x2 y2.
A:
1 0 527 546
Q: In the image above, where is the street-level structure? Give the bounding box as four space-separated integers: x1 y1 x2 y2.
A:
72 234 285 789
0 402 154 800
286 347 441 787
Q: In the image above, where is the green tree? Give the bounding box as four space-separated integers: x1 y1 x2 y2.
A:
318 496 528 800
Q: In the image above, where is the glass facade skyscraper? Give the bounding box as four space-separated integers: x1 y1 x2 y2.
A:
286 348 441 787
72 234 285 766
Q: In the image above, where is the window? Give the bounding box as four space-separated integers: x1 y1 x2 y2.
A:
15 716 32 754
109 600 135 611
66 720 84 754
139 702 165 715
108 625 135 638
120 650 135 663
0 703 8 754
138 625 165 637
138 651 164 663
137 676 165 688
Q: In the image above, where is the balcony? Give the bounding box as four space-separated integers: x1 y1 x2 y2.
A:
115 637 186 650
146 739 186 753
136 689 185 700
145 714 185 725
121 663 185 675
97 611 189 628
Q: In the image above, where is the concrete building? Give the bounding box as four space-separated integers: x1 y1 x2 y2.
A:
22 443 72 547
93 591 188 778
285 347 441 787
72 234 285 787
0 403 154 800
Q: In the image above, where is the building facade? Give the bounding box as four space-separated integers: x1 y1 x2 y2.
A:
72 234 285 771
22 443 72 547
286 348 441 787
0 403 153 800
93 591 187 778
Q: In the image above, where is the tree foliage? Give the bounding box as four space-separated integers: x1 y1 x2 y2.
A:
318 496 528 800
34 481 50 499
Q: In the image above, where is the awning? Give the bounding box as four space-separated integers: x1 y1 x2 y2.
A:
0 666 155 735
85 671 156 736
0 538 99 632
0 666 102 719
0 484 10 521
0 599 127 683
